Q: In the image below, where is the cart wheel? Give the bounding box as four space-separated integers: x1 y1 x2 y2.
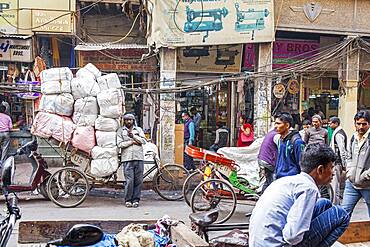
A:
47 167 89 208
153 164 189 201
190 178 236 224
182 170 203 206
319 184 334 203
39 175 59 200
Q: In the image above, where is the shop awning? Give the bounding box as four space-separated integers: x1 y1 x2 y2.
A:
74 43 149 51
0 34 32 39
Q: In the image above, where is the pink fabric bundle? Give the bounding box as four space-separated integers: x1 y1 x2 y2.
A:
31 112 76 143
71 126 96 154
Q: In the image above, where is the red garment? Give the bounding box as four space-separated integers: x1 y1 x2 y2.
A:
237 123 254 147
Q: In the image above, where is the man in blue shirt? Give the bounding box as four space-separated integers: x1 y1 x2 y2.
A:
182 112 196 171
249 143 350 247
274 112 305 179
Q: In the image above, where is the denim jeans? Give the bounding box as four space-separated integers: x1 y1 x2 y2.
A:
184 139 195 171
297 198 350 247
342 180 370 217
0 132 10 163
123 160 144 203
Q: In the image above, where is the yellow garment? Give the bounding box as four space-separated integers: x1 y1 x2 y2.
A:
116 224 154 247
51 37 60 67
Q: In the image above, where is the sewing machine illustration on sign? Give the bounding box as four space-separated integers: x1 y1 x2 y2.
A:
184 6 228 42
215 47 239 69
235 3 269 40
183 47 210 63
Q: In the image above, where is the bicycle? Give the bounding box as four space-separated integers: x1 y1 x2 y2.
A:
184 145 259 223
47 148 189 208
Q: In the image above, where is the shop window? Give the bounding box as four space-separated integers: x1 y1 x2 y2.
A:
331 78 339 90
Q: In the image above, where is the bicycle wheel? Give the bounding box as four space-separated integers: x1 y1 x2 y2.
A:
319 184 334 203
39 175 59 200
183 170 203 206
153 164 189 201
47 167 89 208
190 178 237 224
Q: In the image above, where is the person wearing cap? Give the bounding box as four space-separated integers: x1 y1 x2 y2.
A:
117 113 147 208
304 115 328 145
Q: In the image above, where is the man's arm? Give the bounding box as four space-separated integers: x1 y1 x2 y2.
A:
189 122 195 145
132 127 147 145
117 128 134 148
214 129 220 144
7 116 12 130
282 188 318 245
336 134 347 167
194 114 201 129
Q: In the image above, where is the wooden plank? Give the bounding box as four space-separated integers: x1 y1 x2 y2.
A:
18 220 156 244
171 223 209 247
339 221 370 244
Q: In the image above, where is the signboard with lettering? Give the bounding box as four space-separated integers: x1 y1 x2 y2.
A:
243 39 320 69
31 10 73 33
79 49 157 72
0 38 33 62
0 0 18 34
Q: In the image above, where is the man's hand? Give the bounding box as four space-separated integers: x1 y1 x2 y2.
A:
128 132 134 138
133 141 142 146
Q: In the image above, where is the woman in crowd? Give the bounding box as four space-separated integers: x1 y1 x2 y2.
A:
237 115 254 147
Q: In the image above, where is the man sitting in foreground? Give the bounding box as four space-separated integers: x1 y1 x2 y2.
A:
249 143 350 247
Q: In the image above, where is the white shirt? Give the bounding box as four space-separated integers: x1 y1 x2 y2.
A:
249 173 319 247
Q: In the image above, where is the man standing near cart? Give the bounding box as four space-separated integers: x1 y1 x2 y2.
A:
117 113 147 208
0 105 12 163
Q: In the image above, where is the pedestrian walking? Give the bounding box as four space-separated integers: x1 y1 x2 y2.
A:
342 110 370 217
190 107 201 145
329 116 348 205
304 115 328 145
274 112 305 179
257 128 277 193
0 105 12 163
249 143 350 247
117 113 147 208
182 112 196 171
209 122 229 152
237 115 254 147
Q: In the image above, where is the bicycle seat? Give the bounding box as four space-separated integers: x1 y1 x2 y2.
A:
189 209 218 227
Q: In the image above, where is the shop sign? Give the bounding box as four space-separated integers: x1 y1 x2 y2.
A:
177 44 242 73
32 10 73 33
0 0 17 34
0 38 33 62
244 39 320 69
273 83 286 99
79 49 157 72
287 79 299 94
148 0 274 48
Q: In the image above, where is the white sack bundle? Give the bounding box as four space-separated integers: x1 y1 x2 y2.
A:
31 112 76 143
41 80 71 94
91 146 118 160
95 131 117 148
39 93 74 116
90 158 119 177
71 126 96 154
97 88 125 118
94 115 119 132
71 77 100 99
77 63 101 79
72 97 98 126
97 73 121 91
40 67 73 82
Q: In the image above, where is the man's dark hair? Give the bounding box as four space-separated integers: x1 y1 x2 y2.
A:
190 107 197 112
302 120 311 126
354 110 370 123
274 112 293 128
0 105 5 114
182 111 190 117
329 116 340 125
300 143 337 173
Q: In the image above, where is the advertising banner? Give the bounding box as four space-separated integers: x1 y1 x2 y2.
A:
177 44 242 73
0 38 33 62
244 39 320 69
0 0 18 34
31 10 73 33
148 0 274 48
